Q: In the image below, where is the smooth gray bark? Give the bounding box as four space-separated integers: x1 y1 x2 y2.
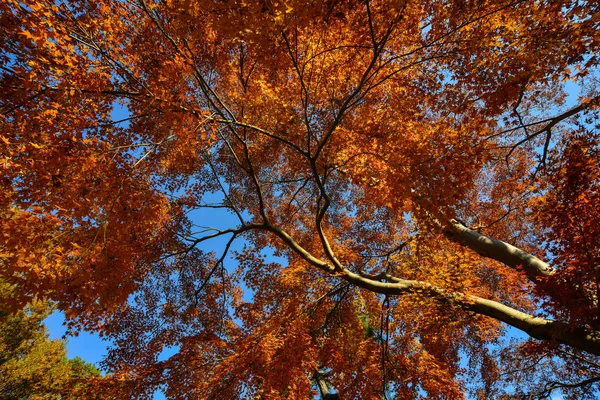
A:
314 370 340 400
266 224 600 355
343 269 600 356
446 219 554 281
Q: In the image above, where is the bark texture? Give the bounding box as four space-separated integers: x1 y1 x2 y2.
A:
447 219 554 281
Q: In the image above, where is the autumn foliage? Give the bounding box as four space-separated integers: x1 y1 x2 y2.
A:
0 281 103 399
1 0 600 398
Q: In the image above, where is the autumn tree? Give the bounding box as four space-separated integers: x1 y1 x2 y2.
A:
0 281 102 399
1 0 600 397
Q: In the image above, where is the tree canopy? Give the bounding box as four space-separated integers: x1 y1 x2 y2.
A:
0 281 102 399
1 0 600 398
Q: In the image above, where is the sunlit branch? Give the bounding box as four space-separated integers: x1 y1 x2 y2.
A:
310 161 344 272
255 222 600 355
413 191 554 281
263 224 335 274
446 219 554 281
313 369 340 400
344 269 600 355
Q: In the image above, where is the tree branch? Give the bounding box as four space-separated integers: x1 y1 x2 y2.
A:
258 223 600 356
446 219 554 281
341 268 600 356
413 191 553 281
522 375 600 399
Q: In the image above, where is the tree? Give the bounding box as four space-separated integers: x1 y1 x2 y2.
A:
0 281 102 399
1 0 600 397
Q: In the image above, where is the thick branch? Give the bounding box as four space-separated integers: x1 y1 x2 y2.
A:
259 224 597 355
412 190 553 281
264 225 335 274
447 219 554 281
313 370 340 400
342 269 600 356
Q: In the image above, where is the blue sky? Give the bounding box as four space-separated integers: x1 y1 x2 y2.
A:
45 311 108 367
